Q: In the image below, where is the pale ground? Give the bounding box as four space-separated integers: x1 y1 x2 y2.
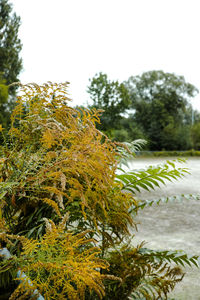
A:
126 157 200 300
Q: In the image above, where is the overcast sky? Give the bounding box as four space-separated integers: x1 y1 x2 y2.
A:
12 0 200 110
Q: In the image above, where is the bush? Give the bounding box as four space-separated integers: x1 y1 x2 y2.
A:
112 128 130 142
0 82 199 299
153 150 200 157
135 150 200 157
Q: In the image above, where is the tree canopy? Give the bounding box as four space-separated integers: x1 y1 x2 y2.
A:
0 0 22 90
125 70 199 150
0 0 22 129
87 72 130 133
0 76 9 128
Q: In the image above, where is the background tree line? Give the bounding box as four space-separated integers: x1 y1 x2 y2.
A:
87 71 200 151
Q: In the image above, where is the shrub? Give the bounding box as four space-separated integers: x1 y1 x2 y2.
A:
136 150 200 157
0 82 199 299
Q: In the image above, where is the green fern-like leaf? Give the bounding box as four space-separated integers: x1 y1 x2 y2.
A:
116 160 189 194
139 193 200 209
138 248 199 268
117 139 147 168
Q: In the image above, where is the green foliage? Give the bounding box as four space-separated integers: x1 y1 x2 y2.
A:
0 76 9 129
125 70 199 150
111 116 146 143
116 159 189 195
103 245 186 300
138 193 200 210
0 78 8 102
116 139 147 169
87 71 199 151
191 121 200 149
119 116 146 141
0 0 22 90
0 0 22 130
137 150 200 157
87 72 130 133
0 83 199 299
0 257 17 290
111 128 130 142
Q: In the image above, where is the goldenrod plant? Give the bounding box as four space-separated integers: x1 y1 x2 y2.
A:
8 216 108 300
0 82 199 299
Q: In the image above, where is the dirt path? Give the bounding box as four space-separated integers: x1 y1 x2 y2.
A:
126 157 200 299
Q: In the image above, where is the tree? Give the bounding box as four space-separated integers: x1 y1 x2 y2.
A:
0 76 9 128
125 70 199 150
87 72 130 134
112 116 146 142
191 122 200 149
0 0 22 90
0 0 22 129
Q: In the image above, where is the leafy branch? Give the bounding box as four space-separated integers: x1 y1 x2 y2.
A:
138 193 200 210
116 159 189 194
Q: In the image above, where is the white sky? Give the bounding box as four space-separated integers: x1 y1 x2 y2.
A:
12 0 200 110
